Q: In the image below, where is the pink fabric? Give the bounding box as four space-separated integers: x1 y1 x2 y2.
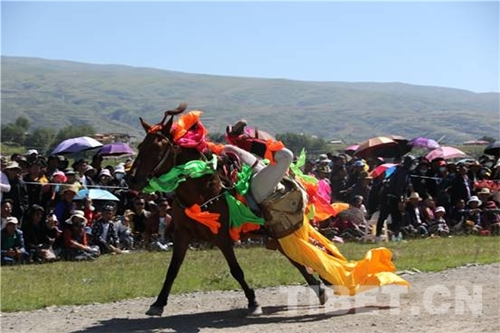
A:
317 179 331 204
172 123 208 152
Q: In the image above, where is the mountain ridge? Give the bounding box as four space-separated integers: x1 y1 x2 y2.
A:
1 56 499 144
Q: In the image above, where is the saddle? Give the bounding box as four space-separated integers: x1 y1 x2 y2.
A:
260 176 308 239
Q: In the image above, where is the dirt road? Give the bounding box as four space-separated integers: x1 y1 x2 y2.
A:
1 264 499 333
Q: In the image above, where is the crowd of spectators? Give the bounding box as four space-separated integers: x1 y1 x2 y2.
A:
1 151 173 264
310 152 500 242
1 146 500 264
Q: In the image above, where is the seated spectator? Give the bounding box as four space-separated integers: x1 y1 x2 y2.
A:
45 213 63 257
421 195 436 224
404 192 428 237
448 199 466 233
114 209 134 250
480 201 500 236
21 205 56 262
145 198 173 251
61 210 99 261
82 197 95 227
464 196 483 234
91 204 121 255
429 206 450 237
131 196 151 246
1 217 30 265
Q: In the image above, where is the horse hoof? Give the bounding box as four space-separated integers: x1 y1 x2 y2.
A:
146 305 164 316
318 290 328 306
248 305 263 316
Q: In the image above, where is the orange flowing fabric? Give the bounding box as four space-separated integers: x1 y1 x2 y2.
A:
264 139 285 164
278 217 410 296
171 111 207 141
184 204 221 234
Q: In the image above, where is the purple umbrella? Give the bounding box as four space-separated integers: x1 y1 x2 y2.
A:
51 136 103 155
97 142 135 157
409 137 440 150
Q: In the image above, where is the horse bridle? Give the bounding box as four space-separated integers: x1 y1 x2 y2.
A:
147 133 177 181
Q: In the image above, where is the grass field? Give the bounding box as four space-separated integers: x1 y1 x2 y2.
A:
1 236 499 312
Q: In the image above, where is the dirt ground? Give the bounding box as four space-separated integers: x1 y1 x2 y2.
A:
1 264 499 333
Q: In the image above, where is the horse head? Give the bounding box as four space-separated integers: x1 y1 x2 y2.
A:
127 103 187 190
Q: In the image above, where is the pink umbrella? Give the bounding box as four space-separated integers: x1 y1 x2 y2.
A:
369 163 397 178
345 144 359 156
425 146 466 161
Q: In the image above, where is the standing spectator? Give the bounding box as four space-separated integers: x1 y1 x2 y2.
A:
96 169 113 189
82 165 97 187
90 154 104 182
1 217 30 265
1 199 13 228
109 164 129 214
1 156 11 203
45 213 63 256
376 155 416 241
410 159 432 199
2 161 29 223
449 163 473 207
54 184 78 229
23 158 45 206
346 171 372 205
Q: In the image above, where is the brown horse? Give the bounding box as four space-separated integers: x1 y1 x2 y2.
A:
127 104 327 317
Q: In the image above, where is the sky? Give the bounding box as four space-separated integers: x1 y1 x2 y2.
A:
1 1 499 93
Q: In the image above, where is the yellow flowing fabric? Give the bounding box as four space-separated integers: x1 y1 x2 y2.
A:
278 218 410 296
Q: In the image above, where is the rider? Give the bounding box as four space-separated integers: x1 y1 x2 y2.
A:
224 120 294 204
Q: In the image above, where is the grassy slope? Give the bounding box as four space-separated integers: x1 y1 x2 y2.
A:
1 236 499 312
1 56 499 144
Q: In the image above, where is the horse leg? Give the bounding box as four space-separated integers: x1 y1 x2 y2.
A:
278 247 328 305
146 232 191 316
218 242 262 316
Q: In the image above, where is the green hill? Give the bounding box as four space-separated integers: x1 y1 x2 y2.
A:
1 56 498 144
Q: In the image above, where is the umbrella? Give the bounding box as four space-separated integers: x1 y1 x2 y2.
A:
369 163 397 178
354 136 398 158
425 146 466 161
387 135 412 157
484 141 500 156
97 142 135 157
51 136 103 155
409 137 440 150
74 188 120 201
345 144 359 156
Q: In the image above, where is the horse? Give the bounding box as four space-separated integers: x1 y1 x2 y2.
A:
127 103 328 317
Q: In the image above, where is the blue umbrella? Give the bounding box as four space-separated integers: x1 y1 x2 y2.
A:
75 188 120 201
51 136 103 155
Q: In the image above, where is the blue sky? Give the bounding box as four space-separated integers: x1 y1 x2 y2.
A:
1 1 499 93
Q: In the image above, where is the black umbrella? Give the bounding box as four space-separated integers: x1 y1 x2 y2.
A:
484 141 500 157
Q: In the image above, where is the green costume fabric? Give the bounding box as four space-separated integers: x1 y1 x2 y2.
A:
145 154 264 229
144 155 218 193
